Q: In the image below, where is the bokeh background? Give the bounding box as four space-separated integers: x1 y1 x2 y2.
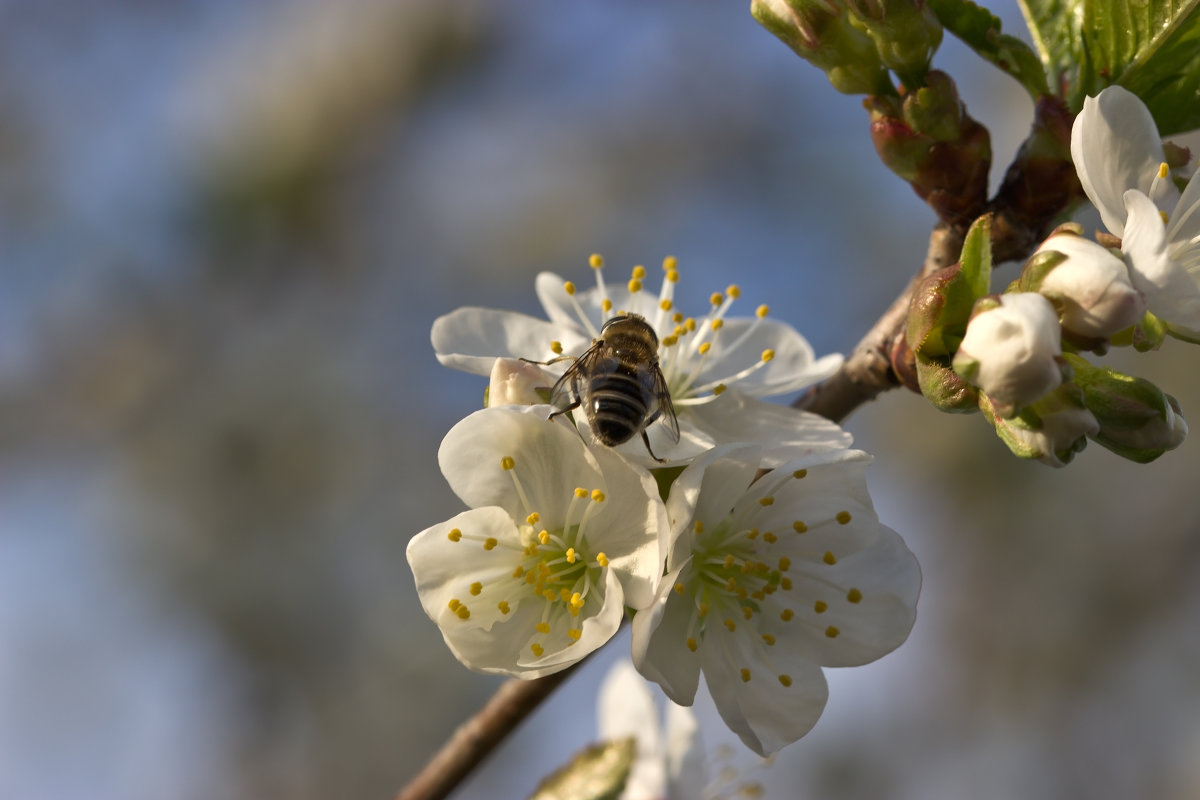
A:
3 2 1200 799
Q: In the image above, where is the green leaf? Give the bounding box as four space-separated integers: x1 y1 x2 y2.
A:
528 738 636 800
958 214 992 300
1018 0 1200 134
928 0 1050 98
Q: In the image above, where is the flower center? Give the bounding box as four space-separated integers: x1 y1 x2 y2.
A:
443 456 612 659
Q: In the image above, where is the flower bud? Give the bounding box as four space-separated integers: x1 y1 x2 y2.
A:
953 293 1065 418
751 0 893 95
980 386 1098 468
844 0 942 85
487 358 553 407
1062 353 1188 463
915 352 979 412
1024 231 1146 339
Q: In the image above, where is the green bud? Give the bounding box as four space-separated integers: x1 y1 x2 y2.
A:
980 384 1097 468
915 352 979 411
844 0 942 86
992 97 1082 235
751 0 894 95
1062 353 1188 463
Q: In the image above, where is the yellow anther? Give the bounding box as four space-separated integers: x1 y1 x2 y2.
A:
726 284 741 299
742 605 753 620
564 281 576 296
710 292 724 306
694 520 705 534
837 510 852 525
632 265 647 280
512 565 524 579
778 556 791 571
825 626 840 638
781 577 792 591
793 521 807 533
725 577 737 592
1161 210 1170 225
780 608 794 621
448 598 461 611
697 602 710 617
814 600 828 614
712 384 727 395
666 269 679 283
686 637 698 652
531 643 544 656
456 604 471 620
525 571 536 584
711 319 724 331
500 456 515 471
543 589 556 601
659 298 673 311
559 588 571 601
847 588 863 603
746 528 759 540
698 342 711 355
568 628 582 641
1159 162 1170 179
574 487 588 498
591 489 605 502
759 496 775 507
601 298 613 312
674 582 686 594
448 528 463 542
823 551 837 565
469 582 483 596
778 674 793 688
570 592 585 609
565 548 576 564
740 668 751 683
663 255 677 271
685 317 696 331
761 349 775 362
538 530 550 545
596 552 609 567
526 512 540 525
662 334 678 347
484 538 499 551
756 304 769 318
550 341 563 355
589 253 604 268
793 469 807 479
569 605 581 618
724 618 737 632
763 532 778 544
628 279 643 292
498 601 511 614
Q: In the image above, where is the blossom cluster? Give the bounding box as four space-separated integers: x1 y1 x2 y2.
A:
409 259 922 754
915 86 1193 467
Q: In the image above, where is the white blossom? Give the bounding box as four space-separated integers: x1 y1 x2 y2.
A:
953 292 1064 417
1071 85 1200 339
1032 232 1145 338
407 406 667 678
431 256 849 465
631 446 920 756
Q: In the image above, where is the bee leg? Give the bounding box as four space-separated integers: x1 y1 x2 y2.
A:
641 430 667 463
547 399 580 423
520 355 576 366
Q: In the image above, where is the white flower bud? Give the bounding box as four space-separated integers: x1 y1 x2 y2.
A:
953 293 1064 417
487 358 553 406
1032 233 1146 338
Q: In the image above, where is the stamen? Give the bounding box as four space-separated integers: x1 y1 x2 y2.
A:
562 280 600 339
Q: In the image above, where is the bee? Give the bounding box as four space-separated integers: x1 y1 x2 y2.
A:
531 313 680 462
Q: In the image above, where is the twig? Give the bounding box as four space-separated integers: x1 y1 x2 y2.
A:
395 668 575 800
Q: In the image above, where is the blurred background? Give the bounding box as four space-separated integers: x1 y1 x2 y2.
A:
3 1 1200 798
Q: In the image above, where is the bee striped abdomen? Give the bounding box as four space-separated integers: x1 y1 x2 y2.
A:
587 368 650 446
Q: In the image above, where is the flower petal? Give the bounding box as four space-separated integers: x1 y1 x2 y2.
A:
693 317 841 397
598 661 669 800
515 567 628 678
700 629 829 756
1123 190 1200 336
1168 169 1200 248
431 306 589 375
632 562 704 707
682 389 853 465
1071 86 1170 237
663 701 705 800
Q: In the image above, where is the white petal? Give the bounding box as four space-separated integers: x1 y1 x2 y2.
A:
700 629 829 756
1071 86 1170 237
693 318 840 397
683 389 853 465
431 306 589 375
664 445 760 568
515 567 627 678
598 661 669 800
1124 190 1200 335
663 702 705 800
1035 234 1145 337
535 271 599 331
632 563 704 707
1168 169 1200 247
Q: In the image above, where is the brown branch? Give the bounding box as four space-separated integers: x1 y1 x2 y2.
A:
794 223 965 423
395 667 576 800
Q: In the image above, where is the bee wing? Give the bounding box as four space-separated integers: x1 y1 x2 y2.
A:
652 365 681 444
547 341 603 411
